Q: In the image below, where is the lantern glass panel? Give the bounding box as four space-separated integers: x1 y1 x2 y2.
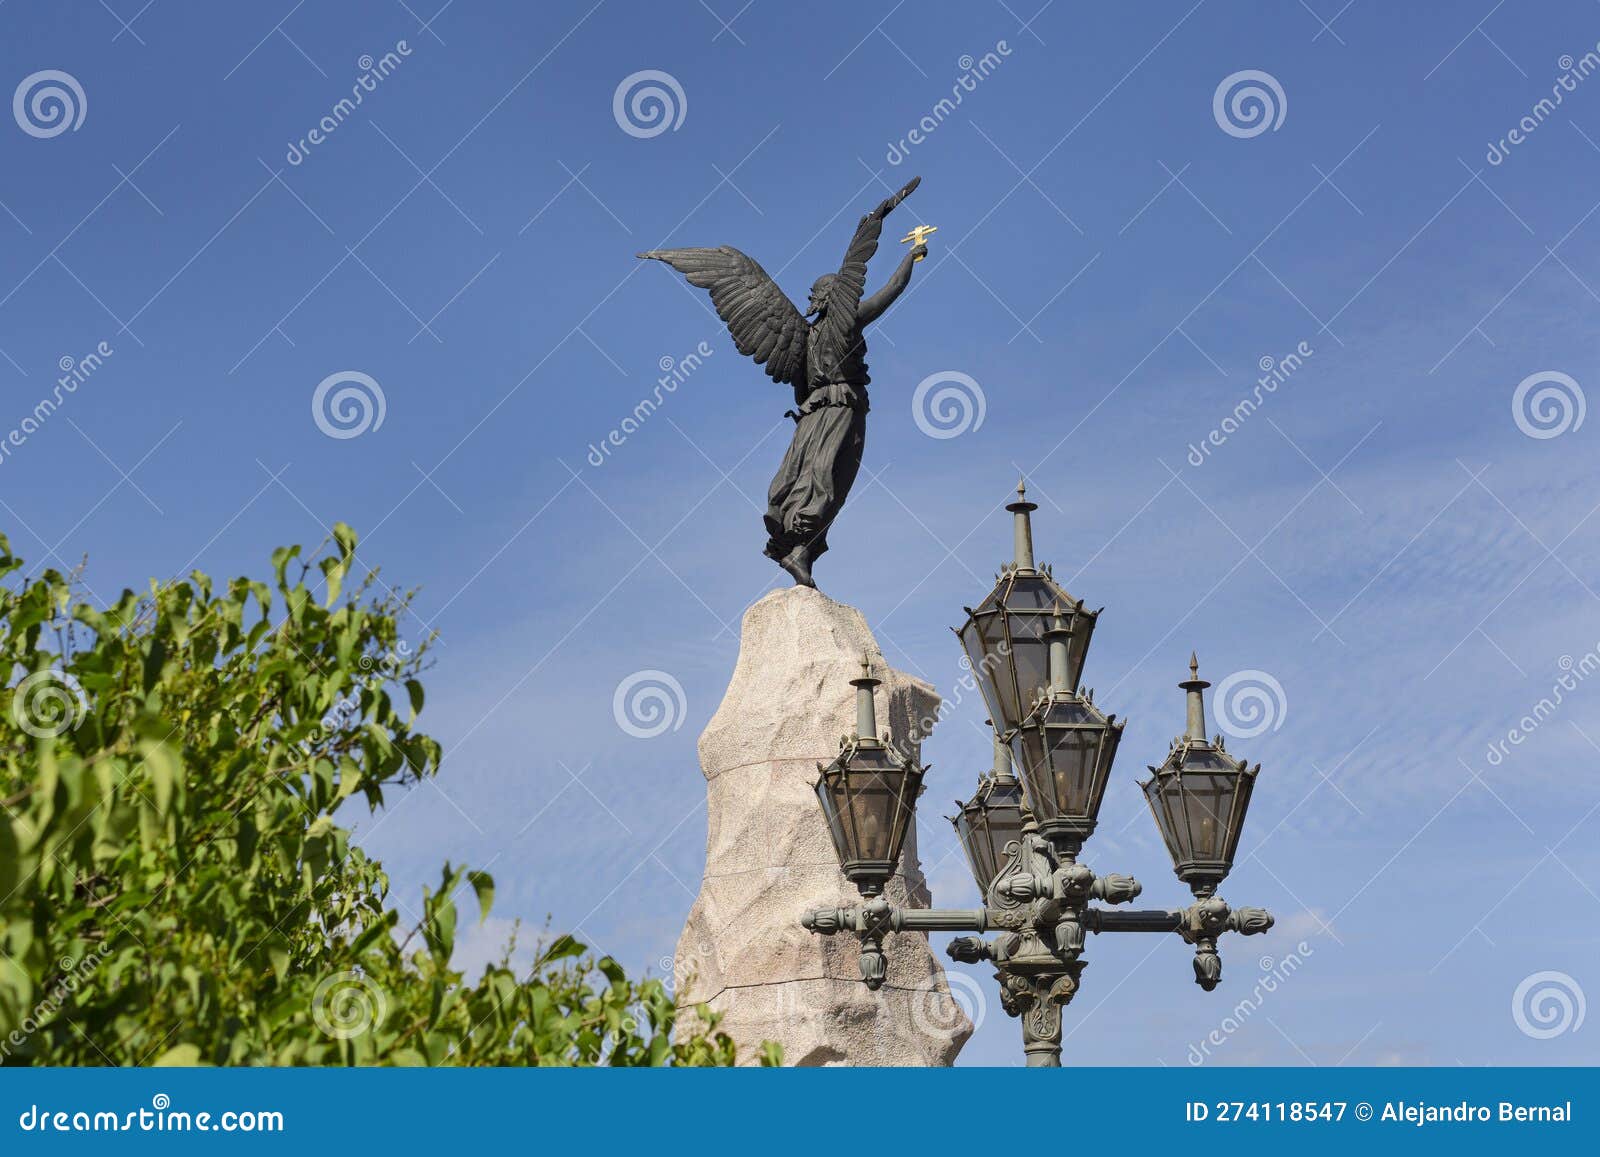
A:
953 805 980 882
1180 771 1236 863
816 777 850 862
1008 725 1047 810
1004 572 1061 704
982 779 1025 871
1047 727 1100 817
954 777 1024 891
816 745 918 875
1145 771 1190 863
1005 619 1050 730
849 769 898 864
959 611 1013 732
1066 629 1091 694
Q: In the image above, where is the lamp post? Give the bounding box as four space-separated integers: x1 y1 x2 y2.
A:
802 483 1274 1065
811 652 927 989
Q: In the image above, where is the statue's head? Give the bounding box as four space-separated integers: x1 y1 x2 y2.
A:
806 274 836 319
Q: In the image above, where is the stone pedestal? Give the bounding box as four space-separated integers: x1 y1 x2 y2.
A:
674 587 972 1065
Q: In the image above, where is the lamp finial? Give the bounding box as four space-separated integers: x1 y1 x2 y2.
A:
1179 651 1211 742
1045 605 1073 694
850 650 882 742
1005 477 1039 572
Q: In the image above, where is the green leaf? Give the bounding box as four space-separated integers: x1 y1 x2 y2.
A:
466 871 494 923
139 741 181 815
266 943 290 985
0 816 18 898
319 556 344 607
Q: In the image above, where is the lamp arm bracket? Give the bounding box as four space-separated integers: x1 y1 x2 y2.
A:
801 903 991 936
1081 902 1273 938
1083 908 1185 934
892 907 991 933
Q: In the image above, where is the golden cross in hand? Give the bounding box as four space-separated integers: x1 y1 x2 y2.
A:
899 223 937 260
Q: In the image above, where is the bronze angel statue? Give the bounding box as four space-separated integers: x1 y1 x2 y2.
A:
639 176 926 588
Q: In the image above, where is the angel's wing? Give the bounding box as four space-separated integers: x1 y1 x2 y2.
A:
636 246 808 387
816 175 921 353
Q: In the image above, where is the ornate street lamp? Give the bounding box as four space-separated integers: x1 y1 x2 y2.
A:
814 653 926 900
954 481 1099 738
948 727 1026 894
803 482 1275 1064
1141 654 1260 899
1008 612 1125 855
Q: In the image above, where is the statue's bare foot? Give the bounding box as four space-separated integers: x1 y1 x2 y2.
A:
779 547 816 588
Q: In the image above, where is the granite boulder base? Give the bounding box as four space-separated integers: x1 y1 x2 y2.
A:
674 586 972 1065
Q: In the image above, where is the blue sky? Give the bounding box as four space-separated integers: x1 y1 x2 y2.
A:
3 0 1599 1066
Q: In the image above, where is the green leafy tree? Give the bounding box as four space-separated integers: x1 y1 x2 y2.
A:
0 527 742 1065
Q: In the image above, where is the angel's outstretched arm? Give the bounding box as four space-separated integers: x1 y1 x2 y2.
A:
858 244 924 326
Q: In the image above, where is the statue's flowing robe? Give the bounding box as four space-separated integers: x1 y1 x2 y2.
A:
762 381 867 565
762 316 875 564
